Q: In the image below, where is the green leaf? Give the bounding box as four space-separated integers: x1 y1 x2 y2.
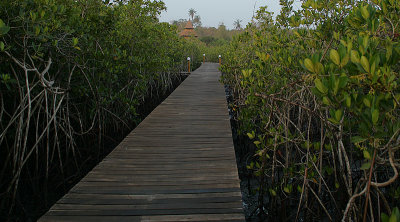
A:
351 136 366 144
363 150 371 160
284 187 290 193
363 35 369 50
345 95 351 107
333 31 340 40
335 182 340 189
328 117 339 124
372 109 379 125
253 141 261 145
333 78 340 95
326 167 333 175
361 56 370 73
359 45 365 55
351 50 360 63
325 144 332 151
35 26 40 36
0 41 4 51
314 62 324 74
361 5 370 20
335 109 343 122
363 98 371 107
361 162 371 170
304 58 314 72
72 37 78 46
314 78 328 94
0 19 10 35
381 213 389 222
322 96 331 105
247 132 254 139
30 11 37 21
340 55 349 67
347 41 353 53
389 207 400 222
297 185 302 193
386 43 393 61
370 61 376 75
330 49 340 66
269 188 277 196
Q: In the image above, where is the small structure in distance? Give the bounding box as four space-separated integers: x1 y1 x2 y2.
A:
179 20 198 39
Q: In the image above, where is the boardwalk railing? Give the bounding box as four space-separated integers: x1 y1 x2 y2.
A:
39 63 244 222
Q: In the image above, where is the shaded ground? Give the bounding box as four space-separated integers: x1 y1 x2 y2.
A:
3 74 188 222
224 84 266 222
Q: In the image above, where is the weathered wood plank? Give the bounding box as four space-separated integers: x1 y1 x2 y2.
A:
45 208 244 216
39 63 244 221
40 214 245 222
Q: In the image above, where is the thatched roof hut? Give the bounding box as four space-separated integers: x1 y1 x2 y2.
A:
179 20 198 38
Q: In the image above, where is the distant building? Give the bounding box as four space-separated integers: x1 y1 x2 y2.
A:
179 20 198 38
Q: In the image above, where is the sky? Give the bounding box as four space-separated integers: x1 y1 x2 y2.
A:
158 0 301 30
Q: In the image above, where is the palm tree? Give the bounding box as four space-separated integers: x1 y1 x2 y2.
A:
188 8 196 21
193 15 202 28
234 19 242 30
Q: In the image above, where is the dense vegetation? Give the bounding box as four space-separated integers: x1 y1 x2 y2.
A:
222 0 400 221
5 0 399 221
0 0 207 220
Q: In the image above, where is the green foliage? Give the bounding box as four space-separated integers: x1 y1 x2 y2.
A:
0 19 10 35
382 208 400 222
222 0 400 220
0 0 197 219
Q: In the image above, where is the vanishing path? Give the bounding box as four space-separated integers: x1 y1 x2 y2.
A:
39 63 244 222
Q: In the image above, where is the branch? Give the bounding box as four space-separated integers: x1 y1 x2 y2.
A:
255 92 314 113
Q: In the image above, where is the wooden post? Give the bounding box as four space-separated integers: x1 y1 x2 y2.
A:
218 55 221 65
203 54 205 63
187 57 191 73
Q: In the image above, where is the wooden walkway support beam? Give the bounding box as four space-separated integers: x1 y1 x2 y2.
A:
39 63 244 222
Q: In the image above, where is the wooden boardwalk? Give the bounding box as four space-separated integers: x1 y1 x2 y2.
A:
39 63 244 222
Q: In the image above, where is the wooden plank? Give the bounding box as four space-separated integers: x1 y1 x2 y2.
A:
81 174 238 181
39 214 245 222
39 63 244 221
58 195 242 205
51 202 242 211
39 216 141 222
69 188 241 195
45 208 243 216
62 192 243 200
